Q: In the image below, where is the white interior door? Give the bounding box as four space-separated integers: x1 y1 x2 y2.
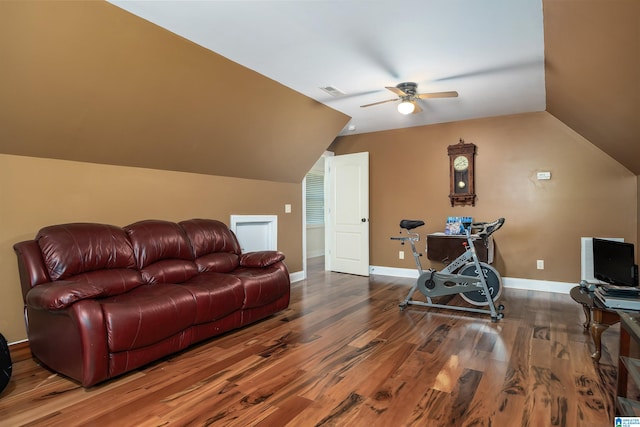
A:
326 152 369 276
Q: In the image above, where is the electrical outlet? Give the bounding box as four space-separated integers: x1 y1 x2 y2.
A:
284 204 291 213
399 251 404 260
537 260 544 270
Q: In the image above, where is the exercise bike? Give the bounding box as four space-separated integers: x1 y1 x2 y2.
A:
391 218 506 321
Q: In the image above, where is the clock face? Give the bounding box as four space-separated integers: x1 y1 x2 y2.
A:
453 155 469 171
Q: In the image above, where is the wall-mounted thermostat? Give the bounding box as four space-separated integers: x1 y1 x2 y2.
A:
536 171 551 180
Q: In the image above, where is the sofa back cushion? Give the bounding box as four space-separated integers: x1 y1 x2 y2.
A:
37 223 136 281
179 219 241 273
125 220 198 284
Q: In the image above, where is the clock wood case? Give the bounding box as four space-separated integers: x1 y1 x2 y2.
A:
448 139 476 207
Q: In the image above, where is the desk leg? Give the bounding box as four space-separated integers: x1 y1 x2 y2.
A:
589 321 608 362
589 309 620 362
581 304 591 330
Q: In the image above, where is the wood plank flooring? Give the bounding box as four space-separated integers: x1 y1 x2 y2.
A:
0 258 619 426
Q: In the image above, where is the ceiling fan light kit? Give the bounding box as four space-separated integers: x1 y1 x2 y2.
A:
397 100 415 115
361 82 458 115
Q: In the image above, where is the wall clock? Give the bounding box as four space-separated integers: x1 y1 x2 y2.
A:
448 139 476 207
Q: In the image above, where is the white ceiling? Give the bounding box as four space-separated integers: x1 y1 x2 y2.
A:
109 0 546 136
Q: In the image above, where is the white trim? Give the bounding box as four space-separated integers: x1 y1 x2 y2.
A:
502 277 574 294
302 175 308 275
8 338 28 346
369 265 418 278
303 150 333 278
369 265 575 294
229 215 278 252
290 270 305 283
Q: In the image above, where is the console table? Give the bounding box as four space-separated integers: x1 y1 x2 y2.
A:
570 286 620 362
426 233 493 265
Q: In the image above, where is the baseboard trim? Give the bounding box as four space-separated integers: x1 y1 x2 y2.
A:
306 251 324 259
369 265 418 279
501 277 574 294
8 339 31 362
369 265 574 294
290 271 305 283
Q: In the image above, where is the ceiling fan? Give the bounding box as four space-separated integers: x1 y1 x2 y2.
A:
360 82 458 115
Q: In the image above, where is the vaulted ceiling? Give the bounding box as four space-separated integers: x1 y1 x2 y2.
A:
543 0 639 175
109 0 640 174
1 0 638 180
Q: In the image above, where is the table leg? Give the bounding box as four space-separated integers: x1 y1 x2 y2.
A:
581 304 591 330
589 321 609 362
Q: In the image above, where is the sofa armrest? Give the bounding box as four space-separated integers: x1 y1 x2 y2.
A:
239 251 285 268
14 240 51 301
26 300 110 387
26 281 112 310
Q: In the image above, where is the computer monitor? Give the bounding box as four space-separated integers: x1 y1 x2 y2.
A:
592 238 637 286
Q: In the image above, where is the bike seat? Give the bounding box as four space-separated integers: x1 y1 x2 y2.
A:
399 219 425 230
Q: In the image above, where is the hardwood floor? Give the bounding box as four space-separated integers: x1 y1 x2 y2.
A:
0 258 619 426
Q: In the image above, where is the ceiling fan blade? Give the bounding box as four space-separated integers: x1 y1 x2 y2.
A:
416 91 459 99
360 98 398 108
432 59 542 82
411 102 423 113
385 86 407 97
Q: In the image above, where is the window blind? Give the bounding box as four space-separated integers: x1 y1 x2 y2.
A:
305 172 324 225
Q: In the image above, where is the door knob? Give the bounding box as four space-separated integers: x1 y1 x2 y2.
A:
361 218 367 222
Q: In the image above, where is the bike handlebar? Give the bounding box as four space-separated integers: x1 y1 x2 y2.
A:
470 218 505 239
395 217 505 239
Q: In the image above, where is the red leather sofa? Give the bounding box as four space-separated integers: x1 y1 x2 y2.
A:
13 218 290 387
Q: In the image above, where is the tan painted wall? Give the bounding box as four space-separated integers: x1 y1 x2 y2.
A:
330 112 637 280
0 154 302 342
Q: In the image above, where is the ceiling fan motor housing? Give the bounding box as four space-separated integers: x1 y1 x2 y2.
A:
396 82 418 96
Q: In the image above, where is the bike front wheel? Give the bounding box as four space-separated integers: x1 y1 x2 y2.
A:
458 262 503 306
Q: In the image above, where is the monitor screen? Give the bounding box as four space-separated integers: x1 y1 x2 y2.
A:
592 238 637 286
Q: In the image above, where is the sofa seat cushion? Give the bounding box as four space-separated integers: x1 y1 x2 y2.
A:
232 265 290 309
100 284 196 352
140 259 199 285
180 273 245 323
194 253 240 273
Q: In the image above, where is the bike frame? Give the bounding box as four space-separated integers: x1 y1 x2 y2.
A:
394 222 504 320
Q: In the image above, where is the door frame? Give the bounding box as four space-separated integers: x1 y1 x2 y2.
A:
302 151 333 278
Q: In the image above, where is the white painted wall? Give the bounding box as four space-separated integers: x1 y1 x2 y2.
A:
307 224 325 258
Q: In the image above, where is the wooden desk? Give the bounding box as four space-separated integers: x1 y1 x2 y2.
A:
570 286 620 362
426 233 493 264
